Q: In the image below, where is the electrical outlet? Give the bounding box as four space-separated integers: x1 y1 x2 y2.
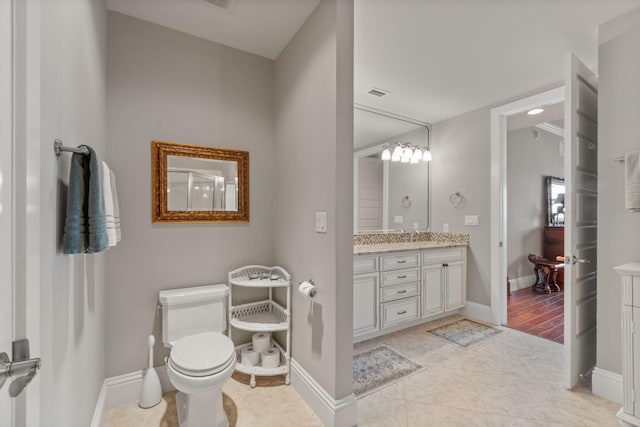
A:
443 223 449 232
394 216 403 224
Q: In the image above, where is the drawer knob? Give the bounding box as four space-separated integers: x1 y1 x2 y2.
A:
397 260 406 264
397 290 407 294
397 275 407 279
397 310 407 315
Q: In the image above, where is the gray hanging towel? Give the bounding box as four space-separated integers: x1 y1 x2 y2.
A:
62 145 109 254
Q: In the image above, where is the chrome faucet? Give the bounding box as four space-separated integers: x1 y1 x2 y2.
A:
409 230 420 242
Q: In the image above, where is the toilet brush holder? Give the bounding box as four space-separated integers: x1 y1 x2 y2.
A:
139 335 162 409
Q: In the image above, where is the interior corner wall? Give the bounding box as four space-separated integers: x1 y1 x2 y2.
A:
506 128 564 281
430 108 493 306
596 12 640 375
37 0 108 425
105 12 275 377
274 0 354 403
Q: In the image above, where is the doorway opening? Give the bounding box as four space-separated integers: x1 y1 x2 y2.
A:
503 101 566 344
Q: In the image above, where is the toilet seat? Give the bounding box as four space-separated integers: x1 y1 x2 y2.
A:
169 332 235 377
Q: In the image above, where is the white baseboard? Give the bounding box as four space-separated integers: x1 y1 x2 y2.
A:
509 275 535 292
90 366 174 427
90 381 108 427
462 301 495 324
291 359 357 427
592 367 623 405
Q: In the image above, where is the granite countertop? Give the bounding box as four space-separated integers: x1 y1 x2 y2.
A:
354 241 467 255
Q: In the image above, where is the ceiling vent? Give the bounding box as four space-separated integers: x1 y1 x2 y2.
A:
199 0 237 13
367 87 391 98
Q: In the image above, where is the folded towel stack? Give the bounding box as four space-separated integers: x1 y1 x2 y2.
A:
625 152 640 212
62 145 121 254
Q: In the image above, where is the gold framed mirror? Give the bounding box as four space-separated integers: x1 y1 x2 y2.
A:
151 140 249 223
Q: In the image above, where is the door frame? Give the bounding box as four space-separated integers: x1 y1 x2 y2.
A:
11 0 42 425
1 0 14 421
489 86 565 326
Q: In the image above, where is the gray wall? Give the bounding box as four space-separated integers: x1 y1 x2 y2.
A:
388 161 429 230
105 12 275 376
430 108 493 305
274 0 354 402
507 127 564 281
596 11 640 374
38 0 108 425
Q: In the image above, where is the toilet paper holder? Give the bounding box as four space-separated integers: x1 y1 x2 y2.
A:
298 279 316 298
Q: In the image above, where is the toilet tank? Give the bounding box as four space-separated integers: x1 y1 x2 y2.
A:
158 284 228 348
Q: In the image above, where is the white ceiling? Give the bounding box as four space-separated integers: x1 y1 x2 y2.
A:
507 102 564 132
105 0 321 60
106 0 640 126
354 0 640 124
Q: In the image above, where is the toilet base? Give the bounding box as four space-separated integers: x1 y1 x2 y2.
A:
175 389 229 427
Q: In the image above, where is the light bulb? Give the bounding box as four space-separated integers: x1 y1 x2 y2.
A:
381 148 391 161
402 147 412 161
391 146 402 162
412 147 422 160
422 150 432 162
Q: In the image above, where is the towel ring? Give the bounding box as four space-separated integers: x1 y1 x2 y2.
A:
401 195 411 208
449 191 465 208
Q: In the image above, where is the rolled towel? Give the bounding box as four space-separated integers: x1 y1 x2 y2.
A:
625 152 640 211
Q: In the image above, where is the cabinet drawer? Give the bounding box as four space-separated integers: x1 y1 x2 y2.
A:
354 255 378 275
422 247 464 265
381 282 420 302
381 297 420 328
380 252 420 271
380 268 420 287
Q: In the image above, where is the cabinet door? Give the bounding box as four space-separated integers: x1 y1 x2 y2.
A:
634 306 640 417
422 265 443 317
445 262 465 311
353 273 379 337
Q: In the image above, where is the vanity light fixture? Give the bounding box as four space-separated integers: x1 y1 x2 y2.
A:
381 142 432 163
527 108 544 115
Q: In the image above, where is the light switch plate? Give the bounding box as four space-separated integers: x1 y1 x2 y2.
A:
443 223 449 232
464 215 479 226
315 212 327 233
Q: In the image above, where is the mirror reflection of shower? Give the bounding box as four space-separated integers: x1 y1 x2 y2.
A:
167 169 228 211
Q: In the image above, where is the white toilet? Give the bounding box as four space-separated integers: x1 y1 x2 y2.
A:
159 284 236 427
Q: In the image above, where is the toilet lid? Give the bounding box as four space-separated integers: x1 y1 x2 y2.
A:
170 332 235 377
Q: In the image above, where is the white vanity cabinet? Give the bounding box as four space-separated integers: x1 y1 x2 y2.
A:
353 255 379 338
353 245 467 341
422 247 466 316
379 252 421 329
614 263 640 427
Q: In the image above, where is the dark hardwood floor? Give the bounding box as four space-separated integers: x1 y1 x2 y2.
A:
506 286 564 344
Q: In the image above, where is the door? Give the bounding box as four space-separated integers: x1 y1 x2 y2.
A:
1 0 13 423
564 53 598 389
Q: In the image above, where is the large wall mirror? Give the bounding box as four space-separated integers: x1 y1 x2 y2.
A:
545 175 565 226
152 141 249 223
354 105 431 233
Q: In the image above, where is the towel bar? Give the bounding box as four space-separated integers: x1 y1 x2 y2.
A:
54 139 89 157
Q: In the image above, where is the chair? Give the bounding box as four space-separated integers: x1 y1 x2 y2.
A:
527 254 564 294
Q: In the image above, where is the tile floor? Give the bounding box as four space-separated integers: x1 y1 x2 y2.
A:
105 314 620 426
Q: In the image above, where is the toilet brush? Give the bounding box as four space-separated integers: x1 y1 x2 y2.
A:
139 335 162 409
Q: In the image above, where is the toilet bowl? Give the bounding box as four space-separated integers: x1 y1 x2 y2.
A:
159 284 235 427
167 332 236 427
